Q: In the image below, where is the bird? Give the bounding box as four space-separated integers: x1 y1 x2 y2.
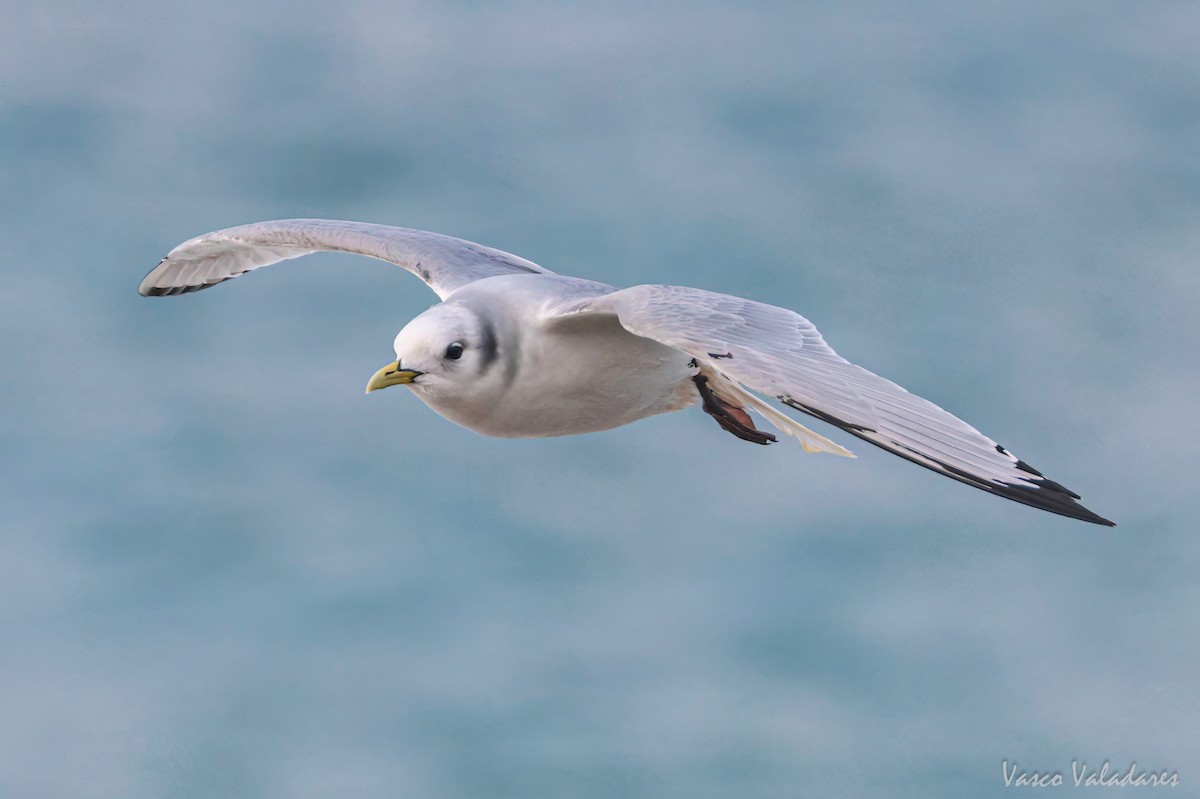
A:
139 218 1114 526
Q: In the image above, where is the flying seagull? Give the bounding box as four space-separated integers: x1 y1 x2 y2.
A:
139 219 1114 526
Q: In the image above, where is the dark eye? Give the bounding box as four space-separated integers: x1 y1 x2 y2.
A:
444 342 465 360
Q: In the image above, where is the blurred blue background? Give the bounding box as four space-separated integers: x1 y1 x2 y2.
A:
2 1 1198 796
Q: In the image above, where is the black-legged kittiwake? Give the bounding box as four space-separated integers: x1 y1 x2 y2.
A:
139 219 1114 525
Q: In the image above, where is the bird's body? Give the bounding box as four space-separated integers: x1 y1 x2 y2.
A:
140 218 1114 526
409 274 699 438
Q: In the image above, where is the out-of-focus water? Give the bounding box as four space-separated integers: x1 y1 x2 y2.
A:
3 2 1198 796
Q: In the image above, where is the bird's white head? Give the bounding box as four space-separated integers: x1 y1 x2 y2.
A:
365 302 511 426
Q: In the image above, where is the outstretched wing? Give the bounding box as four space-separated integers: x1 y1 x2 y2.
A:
551 284 1114 526
139 219 552 300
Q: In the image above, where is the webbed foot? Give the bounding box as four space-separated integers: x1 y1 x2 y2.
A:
693 374 776 445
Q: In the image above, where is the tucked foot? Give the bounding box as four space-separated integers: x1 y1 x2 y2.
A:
693 374 777 445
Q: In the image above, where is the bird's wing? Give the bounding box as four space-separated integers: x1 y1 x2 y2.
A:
139 219 552 300
549 284 1113 526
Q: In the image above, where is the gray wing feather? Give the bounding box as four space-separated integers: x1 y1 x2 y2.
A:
139 219 551 300
553 284 1113 526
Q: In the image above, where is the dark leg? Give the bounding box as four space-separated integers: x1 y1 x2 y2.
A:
693 374 777 445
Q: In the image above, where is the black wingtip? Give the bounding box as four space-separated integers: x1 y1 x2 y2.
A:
934 456 1115 526
979 454 1112 525
139 282 212 297
138 266 234 297
994 480 1115 526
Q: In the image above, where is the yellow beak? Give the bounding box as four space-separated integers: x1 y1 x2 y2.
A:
365 361 423 394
